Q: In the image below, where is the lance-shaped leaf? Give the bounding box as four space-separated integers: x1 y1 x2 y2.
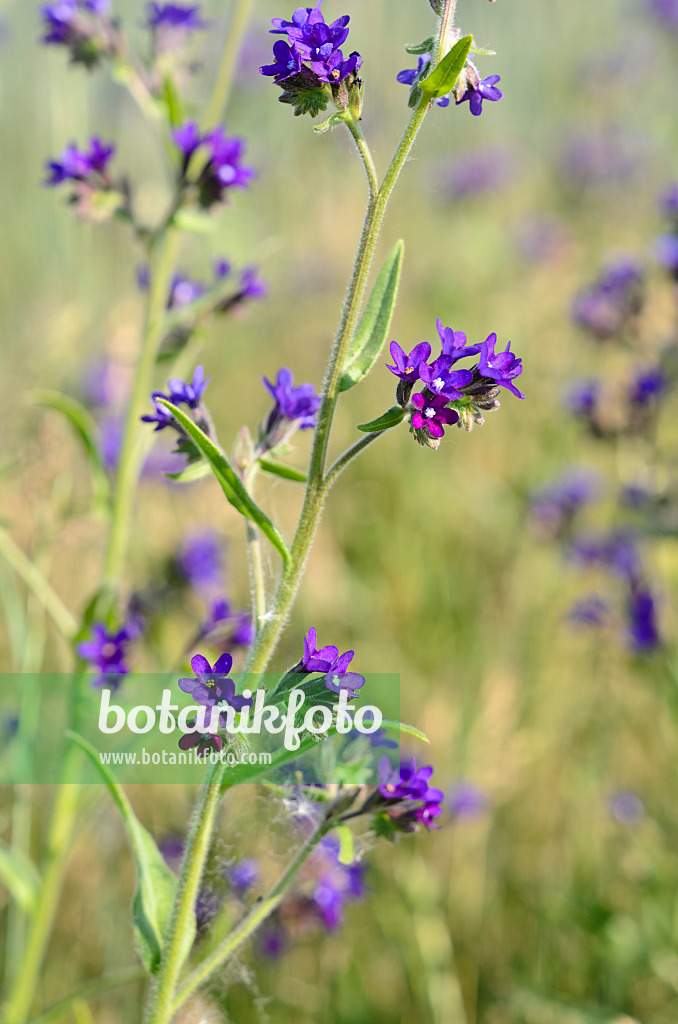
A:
339 241 405 393
258 458 308 483
30 390 110 511
157 400 291 568
357 406 405 433
67 732 190 975
379 719 430 743
0 843 41 913
419 34 473 100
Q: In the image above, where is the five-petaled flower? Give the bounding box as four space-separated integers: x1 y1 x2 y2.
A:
385 341 431 383
411 392 460 439
419 357 473 401
456 75 503 116
178 653 253 712
477 333 525 398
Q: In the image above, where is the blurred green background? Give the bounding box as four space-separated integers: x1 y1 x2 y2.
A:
3 0 678 1021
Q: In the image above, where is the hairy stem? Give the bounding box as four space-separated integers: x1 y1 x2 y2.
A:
243 97 431 676
142 762 224 1024
171 819 330 1013
103 228 181 591
435 0 459 64
244 464 267 632
322 429 389 493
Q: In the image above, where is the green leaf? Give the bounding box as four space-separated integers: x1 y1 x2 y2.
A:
419 34 473 99
405 36 435 55
340 240 404 393
314 111 348 134
157 400 292 568
258 458 308 483
357 406 405 433
380 719 430 744
173 208 217 234
161 75 184 127
30 390 110 511
0 843 41 912
334 825 355 866
67 732 187 974
164 461 212 483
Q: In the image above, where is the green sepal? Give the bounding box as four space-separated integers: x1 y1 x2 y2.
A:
405 36 435 55
314 111 349 134
67 732 190 975
157 400 292 568
419 34 473 99
339 240 404 393
357 406 405 433
277 74 330 117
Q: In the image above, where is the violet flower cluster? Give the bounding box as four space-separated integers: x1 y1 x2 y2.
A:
388 318 524 449
41 0 115 67
173 122 254 209
259 368 321 452
571 259 644 340
375 757 445 831
260 2 362 117
397 47 502 116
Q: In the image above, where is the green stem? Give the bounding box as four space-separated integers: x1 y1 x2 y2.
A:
201 0 254 130
244 464 267 633
103 228 181 590
0 526 77 640
142 762 224 1024
435 0 459 64
27 966 145 1024
345 116 380 201
171 820 330 1014
243 98 431 677
2 750 81 1024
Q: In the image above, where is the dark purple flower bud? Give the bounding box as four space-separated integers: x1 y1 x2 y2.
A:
77 621 131 689
456 75 503 116
569 594 611 628
411 392 459 440
448 781 487 819
627 586 660 653
609 789 645 825
385 341 431 383
176 530 224 589
477 333 525 398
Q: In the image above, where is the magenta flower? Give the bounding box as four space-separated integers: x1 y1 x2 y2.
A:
411 393 459 439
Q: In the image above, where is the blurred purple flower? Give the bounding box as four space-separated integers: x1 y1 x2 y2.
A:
564 378 600 420
569 594 611 628
77 622 131 688
609 789 645 825
146 3 206 30
628 365 670 408
529 468 599 539
655 234 678 278
571 258 644 340
648 0 678 31
435 146 514 201
176 530 224 589
172 122 254 208
448 781 487 819
627 586 660 653
559 128 645 189
44 137 115 186
514 215 569 263
659 183 678 220
226 859 259 893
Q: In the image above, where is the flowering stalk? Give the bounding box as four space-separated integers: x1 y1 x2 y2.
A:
142 761 225 1024
170 817 332 1016
201 0 254 130
244 95 431 677
243 462 268 634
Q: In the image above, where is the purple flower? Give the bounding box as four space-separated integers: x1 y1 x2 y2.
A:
648 0 678 31
226 859 259 893
529 468 598 538
609 789 645 825
178 652 253 712
140 395 177 432
308 835 366 930
397 55 451 107
146 3 206 30
569 594 611 628
436 146 514 201
437 319 481 361
167 365 209 409
178 724 223 756
262 368 321 436
448 781 487 819
257 922 288 958
260 39 304 81
572 259 644 339
629 365 670 408
44 137 115 186
172 123 254 208
565 378 600 420
627 586 660 653
659 183 678 220
302 626 339 671
419 357 473 401
477 334 525 398
559 129 644 189
301 628 365 699
77 622 131 688
456 75 503 116
176 530 224 589
569 530 641 582
238 266 268 301
411 392 459 439
310 48 362 85
655 234 678 277
378 757 445 830
201 597 254 649
41 0 112 65
385 341 431 383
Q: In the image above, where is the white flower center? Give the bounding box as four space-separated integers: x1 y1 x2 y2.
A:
424 407 436 419
432 377 445 391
